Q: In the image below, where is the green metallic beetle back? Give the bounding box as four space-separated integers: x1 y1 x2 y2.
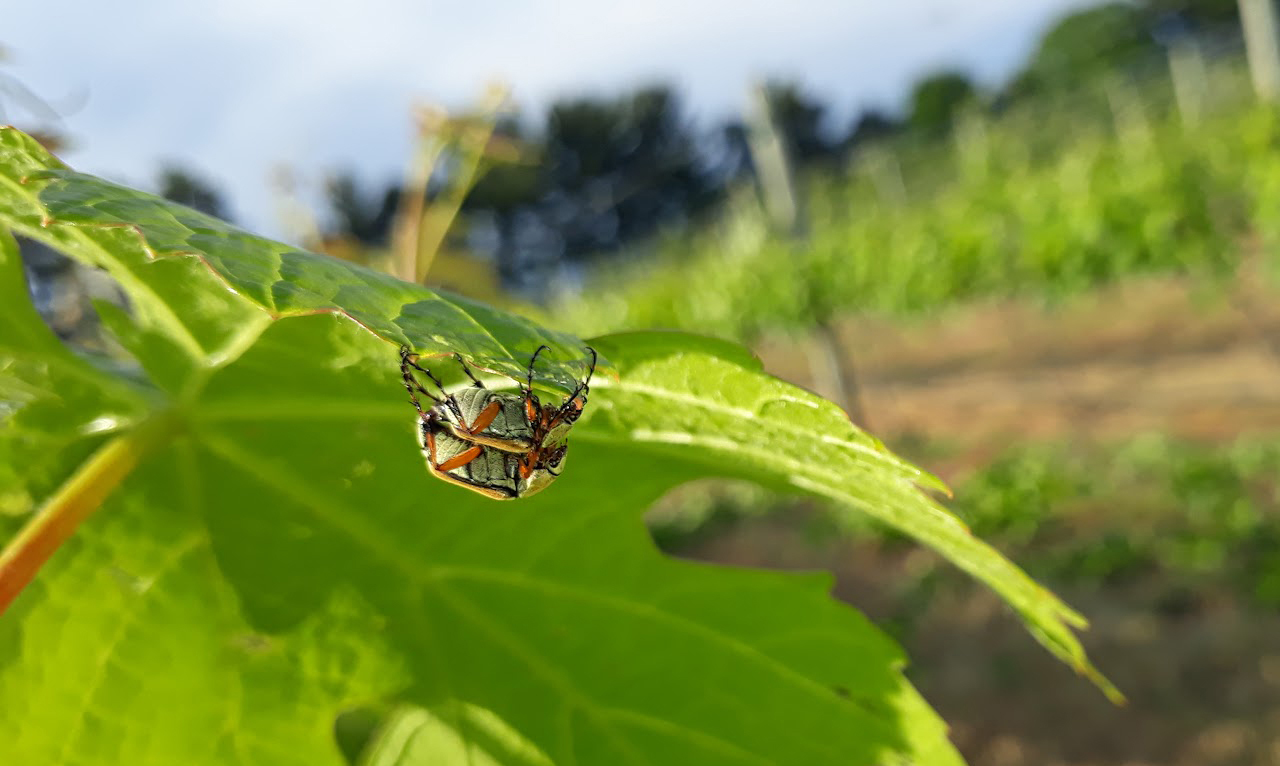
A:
433 387 536 452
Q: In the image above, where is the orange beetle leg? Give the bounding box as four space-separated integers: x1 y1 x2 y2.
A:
465 398 503 435
437 444 484 472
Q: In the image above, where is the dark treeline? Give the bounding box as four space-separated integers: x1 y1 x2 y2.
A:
160 0 1237 293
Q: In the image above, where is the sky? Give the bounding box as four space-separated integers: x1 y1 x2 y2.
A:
4 0 1097 240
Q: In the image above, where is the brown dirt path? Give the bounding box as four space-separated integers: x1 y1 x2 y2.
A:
754 272 1280 474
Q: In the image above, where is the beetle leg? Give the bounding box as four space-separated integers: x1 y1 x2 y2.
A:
454 353 486 388
463 398 503 435
573 346 597 402
426 428 485 471
401 349 448 396
548 346 597 425
423 423 441 461
520 345 551 437
423 409 444 439
517 453 536 480
432 470 516 500
401 348 444 419
402 351 466 423
526 345 549 393
567 346 596 401
436 443 485 472
527 345 549 380
582 346 597 385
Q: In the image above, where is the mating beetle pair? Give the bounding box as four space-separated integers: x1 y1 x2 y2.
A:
399 344 597 499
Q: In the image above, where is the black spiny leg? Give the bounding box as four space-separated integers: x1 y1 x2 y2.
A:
400 346 465 423
400 346 440 422
523 344 549 417
526 345 549 392
583 346 598 387
553 345 598 424
454 353 486 388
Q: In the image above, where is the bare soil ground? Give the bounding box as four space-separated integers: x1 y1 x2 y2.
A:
692 272 1280 765
756 271 1280 465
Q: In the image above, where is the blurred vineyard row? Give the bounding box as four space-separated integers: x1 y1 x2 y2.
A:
551 61 1280 341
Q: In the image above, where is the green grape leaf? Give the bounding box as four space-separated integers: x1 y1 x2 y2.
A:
0 228 149 540
0 448 407 765
0 125 1113 765
355 703 556 766
1 126 590 394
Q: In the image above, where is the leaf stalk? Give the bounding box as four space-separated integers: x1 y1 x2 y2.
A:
0 412 178 616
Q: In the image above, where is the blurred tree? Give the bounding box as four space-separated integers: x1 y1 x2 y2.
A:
535 85 719 262
907 71 978 137
157 166 229 221
1006 3 1156 99
703 119 753 185
1142 0 1239 25
466 117 544 212
324 172 399 245
759 81 839 164
843 110 902 152
463 118 548 286
323 83 853 293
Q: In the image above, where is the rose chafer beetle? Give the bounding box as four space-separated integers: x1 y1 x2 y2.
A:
399 344 597 499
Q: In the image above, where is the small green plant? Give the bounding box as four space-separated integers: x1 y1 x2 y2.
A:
918 438 1280 606
0 127 1114 764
